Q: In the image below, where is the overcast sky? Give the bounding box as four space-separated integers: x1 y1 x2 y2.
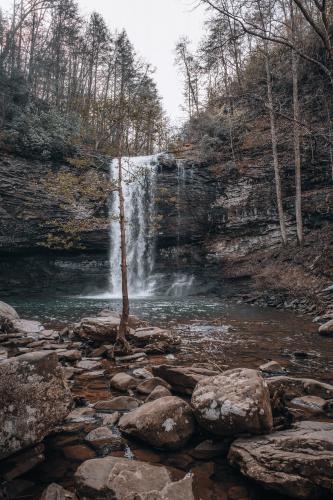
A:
2 0 207 124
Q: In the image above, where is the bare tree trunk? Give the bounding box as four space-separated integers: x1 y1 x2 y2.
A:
290 1 303 245
291 47 303 245
116 153 131 352
265 54 288 245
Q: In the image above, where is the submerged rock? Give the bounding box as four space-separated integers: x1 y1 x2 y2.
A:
0 351 73 459
75 456 194 499
191 368 273 437
228 421 333 499
119 396 195 450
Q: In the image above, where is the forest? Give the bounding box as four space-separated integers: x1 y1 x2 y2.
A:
0 0 168 159
176 0 333 247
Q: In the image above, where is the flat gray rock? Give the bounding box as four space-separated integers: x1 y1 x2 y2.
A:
229 421 333 498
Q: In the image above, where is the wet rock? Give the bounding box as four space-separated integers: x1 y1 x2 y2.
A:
228 421 333 499
66 407 96 420
259 361 287 376
0 351 72 459
40 483 78 500
192 368 273 437
129 327 178 347
38 330 60 341
144 340 179 355
76 359 102 370
90 345 108 357
110 372 138 391
73 316 119 343
119 396 195 450
102 412 120 426
94 396 140 412
136 377 171 395
57 349 82 362
12 319 44 335
189 439 231 460
152 364 219 395
0 301 19 320
85 426 126 452
145 385 172 402
319 319 333 337
115 352 147 364
267 376 333 404
75 456 194 499
75 370 108 391
132 367 153 379
0 443 45 481
289 395 326 415
62 367 77 380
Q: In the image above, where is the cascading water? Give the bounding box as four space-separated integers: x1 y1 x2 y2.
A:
84 153 196 300
108 155 158 298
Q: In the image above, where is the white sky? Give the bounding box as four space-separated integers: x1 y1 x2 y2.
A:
2 0 207 124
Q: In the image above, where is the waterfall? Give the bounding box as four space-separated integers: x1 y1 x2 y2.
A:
108 155 158 298
83 153 196 300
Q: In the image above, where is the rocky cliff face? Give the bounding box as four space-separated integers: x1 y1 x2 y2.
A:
1 150 332 300
0 154 110 252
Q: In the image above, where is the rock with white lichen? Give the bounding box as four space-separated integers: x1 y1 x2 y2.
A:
191 368 273 437
0 351 73 459
118 396 194 450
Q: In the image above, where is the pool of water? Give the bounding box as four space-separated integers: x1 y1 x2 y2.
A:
6 292 333 381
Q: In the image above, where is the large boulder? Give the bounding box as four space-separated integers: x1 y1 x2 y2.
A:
0 351 73 459
119 396 195 450
73 316 120 342
74 457 194 499
152 364 219 395
0 301 19 320
191 368 273 437
228 421 333 499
